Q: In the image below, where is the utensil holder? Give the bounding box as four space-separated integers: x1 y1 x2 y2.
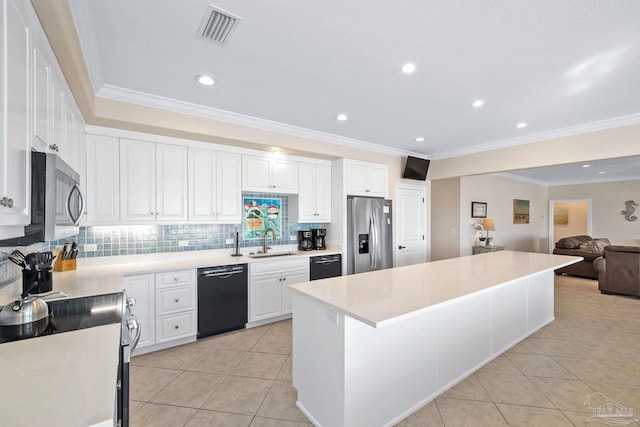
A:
53 258 77 272
22 268 53 294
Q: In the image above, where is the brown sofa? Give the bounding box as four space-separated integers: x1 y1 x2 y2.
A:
594 246 640 297
552 235 606 279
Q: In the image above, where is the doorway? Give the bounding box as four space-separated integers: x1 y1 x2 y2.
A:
548 199 591 253
395 183 429 267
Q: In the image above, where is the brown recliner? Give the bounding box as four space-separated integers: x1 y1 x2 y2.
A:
593 246 640 297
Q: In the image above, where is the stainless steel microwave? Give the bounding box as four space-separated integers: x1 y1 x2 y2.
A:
0 151 84 245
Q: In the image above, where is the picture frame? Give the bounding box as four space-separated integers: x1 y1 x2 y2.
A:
471 202 487 218
513 199 530 224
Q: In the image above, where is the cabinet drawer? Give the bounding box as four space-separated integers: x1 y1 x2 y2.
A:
156 285 196 315
251 258 308 276
156 270 195 288
156 311 196 343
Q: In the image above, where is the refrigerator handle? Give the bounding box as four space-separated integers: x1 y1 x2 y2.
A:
371 210 377 269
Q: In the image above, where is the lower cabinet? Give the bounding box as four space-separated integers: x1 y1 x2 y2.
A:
124 269 197 355
249 258 310 324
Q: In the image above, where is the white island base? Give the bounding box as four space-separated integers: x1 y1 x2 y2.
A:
290 251 580 427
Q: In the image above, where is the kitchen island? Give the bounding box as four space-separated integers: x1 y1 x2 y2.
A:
288 251 581 427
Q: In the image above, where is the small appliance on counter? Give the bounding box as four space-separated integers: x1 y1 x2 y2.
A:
311 228 327 250
297 230 314 251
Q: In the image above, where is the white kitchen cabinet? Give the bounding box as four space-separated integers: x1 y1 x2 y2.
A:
156 143 188 222
0 0 31 235
85 134 119 224
125 269 197 355
31 45 50 152
50 77 66 160
299 163 331 222
242 155 298 194
249 258 309 324
120 139 188 223
345 160 388 197
188 148 241 223
123 273 155 349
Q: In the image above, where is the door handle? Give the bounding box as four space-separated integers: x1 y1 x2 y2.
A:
398 245 406 249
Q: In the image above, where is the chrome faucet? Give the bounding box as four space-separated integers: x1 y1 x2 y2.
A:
262 228 276 253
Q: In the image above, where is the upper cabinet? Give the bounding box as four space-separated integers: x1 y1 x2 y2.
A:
188 148 241 223
85 134 119 225
242 155 298 194
120 139 188 223
0 0 32 237
345 160 388 198
299 163 331 223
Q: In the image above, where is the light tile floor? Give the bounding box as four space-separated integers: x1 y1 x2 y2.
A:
131 276 640 426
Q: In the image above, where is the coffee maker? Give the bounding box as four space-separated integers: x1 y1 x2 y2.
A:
297 230 314 251
311 228 327 250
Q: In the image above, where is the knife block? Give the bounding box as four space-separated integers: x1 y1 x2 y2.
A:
53 258 77 272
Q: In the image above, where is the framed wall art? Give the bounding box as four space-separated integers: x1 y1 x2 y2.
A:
243 197 282 239
471 202 487 218
513 199 530 224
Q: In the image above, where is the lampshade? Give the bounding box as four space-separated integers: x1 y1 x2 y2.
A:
482 219 495 231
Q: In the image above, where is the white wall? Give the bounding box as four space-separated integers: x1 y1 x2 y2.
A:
549 180 640 246
552 201 588 241
459 175 549 256
431 178 461 261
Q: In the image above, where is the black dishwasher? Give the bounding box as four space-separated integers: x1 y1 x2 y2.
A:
197 264 248 338
310 254 342 280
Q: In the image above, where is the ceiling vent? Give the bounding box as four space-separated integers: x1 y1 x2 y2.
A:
196 5 241 46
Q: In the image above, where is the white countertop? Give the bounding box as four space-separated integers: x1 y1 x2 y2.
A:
289 251 581 328
0 245 341 304
0 323 121 427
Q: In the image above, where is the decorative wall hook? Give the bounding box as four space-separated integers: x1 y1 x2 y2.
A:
621 200 638 221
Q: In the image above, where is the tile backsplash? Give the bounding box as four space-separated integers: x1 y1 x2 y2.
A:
49 193 324 258
0 193 325 289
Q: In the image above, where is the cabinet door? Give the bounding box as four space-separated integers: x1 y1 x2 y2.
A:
156 143 188 222
120 139 156 222
188 147 216 221
124 274 155 349
315 164 332 221
242 155 271 192
297 163 317 222
155 311 196 344
85 134 119 224
0 0 31 230
271 159 298 193
281 268 310 314
250 273 282 322
32 46 50 152
345 163 369 195
50 78 66 159
216 151 242 222
367 165 387 197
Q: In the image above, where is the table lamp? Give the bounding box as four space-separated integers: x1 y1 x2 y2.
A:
482 219 495 246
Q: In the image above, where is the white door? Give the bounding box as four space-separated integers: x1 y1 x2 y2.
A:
156 143 188 221
216 152 242 222
242 155 271 192
188 147 216 221
85 134 119 224
396 186 427 267
271 159 298 193
120 139 156 222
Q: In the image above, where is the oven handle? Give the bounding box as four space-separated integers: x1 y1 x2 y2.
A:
128 315 142 353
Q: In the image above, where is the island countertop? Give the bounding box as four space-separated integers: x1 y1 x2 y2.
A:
288 251 581 328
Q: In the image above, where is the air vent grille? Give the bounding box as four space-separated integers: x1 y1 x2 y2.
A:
197 5 241 46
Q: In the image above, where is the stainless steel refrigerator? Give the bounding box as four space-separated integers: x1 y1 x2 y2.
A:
347 196 393 274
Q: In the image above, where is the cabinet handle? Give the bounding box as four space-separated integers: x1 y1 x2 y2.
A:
282 277 286 281
365 189 371 192
174 325 179 330
0 197 13 208
174 277 179 281
278 278 282 281
174 298 179 303
49 144 59 152
156 212 160 216
150 212 154 216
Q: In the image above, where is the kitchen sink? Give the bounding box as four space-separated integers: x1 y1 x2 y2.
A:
245 251 296 258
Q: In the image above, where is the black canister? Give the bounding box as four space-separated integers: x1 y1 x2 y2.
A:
21 268 53 295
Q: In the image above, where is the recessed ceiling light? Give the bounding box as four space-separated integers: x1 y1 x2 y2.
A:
516 122 527 129
472 100 484 108
415 137 425 142
582 164 591 168
195 75 215 86
336 114 348 121
598 171 606 174
401 63 416 74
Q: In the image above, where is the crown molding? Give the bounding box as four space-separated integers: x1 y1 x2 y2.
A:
429 113 640 160
96 84 425 159
492 172 550 186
